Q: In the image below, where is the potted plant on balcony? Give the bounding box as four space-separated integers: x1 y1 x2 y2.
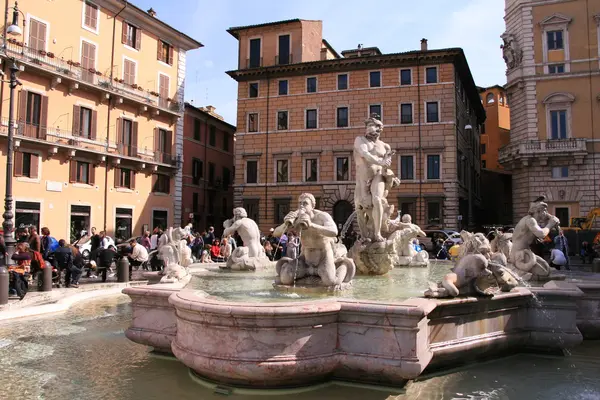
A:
39 49 47 56
131 83 139 89
88 67 96 74
95 70 102 76
149 91 159 97
47 52 55 58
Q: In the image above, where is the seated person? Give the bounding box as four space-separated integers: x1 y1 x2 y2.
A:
211 239 222 261
10 242 31 299
97 245 118 281
550 247 567 270
128 239 149 279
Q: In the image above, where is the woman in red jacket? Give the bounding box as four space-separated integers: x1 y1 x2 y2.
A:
210 239 222 262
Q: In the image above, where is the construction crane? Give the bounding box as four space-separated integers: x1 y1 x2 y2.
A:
566 208 600 231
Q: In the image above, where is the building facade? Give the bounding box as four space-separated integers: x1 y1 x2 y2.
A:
0 0 201 242
479 85 510 171
182 103 235 232
227 19 485 234
500 0 600 227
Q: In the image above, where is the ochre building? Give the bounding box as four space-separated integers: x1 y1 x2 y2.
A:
0 0 202 242
479 85 510 172
501 0 600 227
227 19 485 233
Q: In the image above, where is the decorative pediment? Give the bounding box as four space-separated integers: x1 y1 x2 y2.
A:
539 13 572 27
543 92 575 104
544 187 583 203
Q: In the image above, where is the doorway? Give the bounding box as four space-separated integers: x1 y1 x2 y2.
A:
70 205 91 243
333 200 354 231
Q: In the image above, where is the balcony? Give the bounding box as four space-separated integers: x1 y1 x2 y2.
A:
3 40 181 116
275 54 293 65
244 57 263 69
0 118 177 168
498 138 588 166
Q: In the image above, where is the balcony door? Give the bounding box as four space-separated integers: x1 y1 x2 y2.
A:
154 128 172 164
28 18 47 52
159 74 169 108
18 90 48 139
118 118 138 157
278 34 290 65
249 38 261 68
81 41 96 83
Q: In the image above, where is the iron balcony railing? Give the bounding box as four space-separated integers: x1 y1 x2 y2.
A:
275 53 293 65
245 57 263 69
3 40 181 114
0 118 176 166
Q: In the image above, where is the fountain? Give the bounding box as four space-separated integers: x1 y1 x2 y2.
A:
221 207 271 271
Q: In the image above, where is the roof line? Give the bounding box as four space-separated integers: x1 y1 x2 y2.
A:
184 102 236 130
321 39 341 59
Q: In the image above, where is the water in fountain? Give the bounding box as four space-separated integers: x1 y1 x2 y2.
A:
340 211 357 240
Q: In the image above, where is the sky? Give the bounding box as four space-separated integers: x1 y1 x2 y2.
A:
133 0 506 125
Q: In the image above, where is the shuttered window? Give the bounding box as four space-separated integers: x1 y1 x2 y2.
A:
157 40 174 65
83 1 99 31
123 59 136 85
69 160 94 185
122 21 141 50
115 168 134 189
72 105 97 139
14 152 39 179
28 18 47 51
81 41 96 83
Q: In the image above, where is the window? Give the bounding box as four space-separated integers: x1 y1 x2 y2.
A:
400 103 413 124
551 166 569 179
555 207 570 228
119 118 135 156
274 199 291 224
123 22 141 50
547 30 564 50
28 18 47 52
80 40 97 84
83 1 99 31
481 143 486 154
14 152 39 179
400 155 414 180
223 132 230 152
486 93 495 104
277 111 288 130
192 193 199 213
118 168 133 189
337 74 348 90
499 95 505 105
482 160 487 169
15 201 40 234
550 110 567 139
116 208 133 241
76 161 90 184
192 158 203 185
26 92 42 128
369 71 381 87
549 64 565 74
243 199 259 223
369 104 382 119
425 67 437 84
222 167 231 189
158 40 173 65
79 107 93 138
123 59 136 85
208 162 215 184
193 118 201 141
246 160 258 184
153 174 170 193
278 80 288 95
305 158 317 182
336 157 349 181
306 109 317 129
400 69 412 85
278 34 290 65
249 82 259 98
307 77 317 93
426 102 439 122
337 107 349 128
427 200 442 224
249 38 261 68
22 152 32 177
276 160 289 183
427 155 440 180
398 199 416 218
248 113 258 132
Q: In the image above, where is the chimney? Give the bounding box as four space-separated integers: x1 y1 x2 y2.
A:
421 38 428 51
206 105 215 113
147 8 156 17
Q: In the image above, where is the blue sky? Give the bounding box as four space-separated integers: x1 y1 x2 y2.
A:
134 0 506 125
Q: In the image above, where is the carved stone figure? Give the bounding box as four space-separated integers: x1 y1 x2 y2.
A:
458 231 492 260
490 231 512 260
222 207 270 271
501 32 523 70
508 197 560 281
157 227 192 283
390 214 429 267
273 193 356 289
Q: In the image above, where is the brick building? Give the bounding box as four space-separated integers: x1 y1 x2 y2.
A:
479 85 510 172
0 0 201 242
182 103 235 232
227 19 485 233
500 0 600 227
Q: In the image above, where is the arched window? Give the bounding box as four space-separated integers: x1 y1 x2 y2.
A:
486 93 495 104
499 94 504 105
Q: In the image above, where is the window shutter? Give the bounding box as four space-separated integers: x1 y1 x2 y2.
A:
121 21 127 44
152 174 158 192
116 117 122 145
37 21 47 51
30 154 39 179
135 28 141 50
39 95 48 139
168 45 174 66
69 160 77 183
153 127 159 161
89 164 95 186
131 171 136 190
18 90 27 122
114 167 120 187
14 151 23 177
157 40 162 61
90 110 97 140
132 121 138 157
166 130 172 155
72 105 81 136
28 19 38 49
90 5 98 29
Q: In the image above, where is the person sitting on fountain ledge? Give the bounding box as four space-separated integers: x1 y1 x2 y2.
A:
273 193 356 289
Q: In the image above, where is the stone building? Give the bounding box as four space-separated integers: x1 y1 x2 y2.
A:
500 0 600 227
182 103 235 232
227 19 485 233
479 85 511 172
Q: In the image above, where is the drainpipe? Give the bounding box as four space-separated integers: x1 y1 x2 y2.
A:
103 1 127 232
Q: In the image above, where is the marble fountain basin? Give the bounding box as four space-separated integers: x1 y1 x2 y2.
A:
123 263 596 389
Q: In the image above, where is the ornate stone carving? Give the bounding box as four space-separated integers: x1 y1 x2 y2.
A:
222 207 271 271
501 32 523 70
157 227 193 283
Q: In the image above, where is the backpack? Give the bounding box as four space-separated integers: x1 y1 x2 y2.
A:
31 250 45 272
48 236 59 252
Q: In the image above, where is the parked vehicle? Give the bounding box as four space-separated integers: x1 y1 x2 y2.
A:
420 230 462 253
74 236 115 260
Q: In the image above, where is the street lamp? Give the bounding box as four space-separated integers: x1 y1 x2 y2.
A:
0 1 23 304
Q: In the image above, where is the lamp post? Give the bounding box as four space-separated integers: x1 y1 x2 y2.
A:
0 1 23 305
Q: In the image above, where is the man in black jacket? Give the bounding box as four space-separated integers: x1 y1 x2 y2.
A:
97 245 118 282
53 240 80 288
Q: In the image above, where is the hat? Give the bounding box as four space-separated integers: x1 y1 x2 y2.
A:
270 228 275 232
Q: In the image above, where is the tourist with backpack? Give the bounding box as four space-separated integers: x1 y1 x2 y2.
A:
41 227 58 261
